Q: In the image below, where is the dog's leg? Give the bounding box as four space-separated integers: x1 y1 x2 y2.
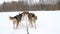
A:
34 16 37 29
13 22 15 29
13 19 17 29
34 20 36 29
15 21 19 29
32 17 37 29
29 19 33 27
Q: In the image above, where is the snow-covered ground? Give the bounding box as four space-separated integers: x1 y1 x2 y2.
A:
0 11 60 34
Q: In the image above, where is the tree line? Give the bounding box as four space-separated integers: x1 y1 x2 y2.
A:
0 1 60 12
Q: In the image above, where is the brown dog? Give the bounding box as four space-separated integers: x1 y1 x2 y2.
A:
28 13 37 28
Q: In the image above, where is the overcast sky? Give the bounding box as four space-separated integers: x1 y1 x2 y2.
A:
0 0 59 4
0 11 60 34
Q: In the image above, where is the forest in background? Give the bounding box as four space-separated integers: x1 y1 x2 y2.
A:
0 1 60 12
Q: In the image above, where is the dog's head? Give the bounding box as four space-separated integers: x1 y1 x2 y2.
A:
28 13 37 20
22 12 29 16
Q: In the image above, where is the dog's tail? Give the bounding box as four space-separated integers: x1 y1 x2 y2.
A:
9 15 14 20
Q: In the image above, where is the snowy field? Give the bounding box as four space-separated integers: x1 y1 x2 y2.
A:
0 11 60 34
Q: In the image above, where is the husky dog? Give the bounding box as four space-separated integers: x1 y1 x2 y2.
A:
28 13 37 28
9 14 22 29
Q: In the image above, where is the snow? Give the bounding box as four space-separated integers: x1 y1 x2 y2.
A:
0 11 60 34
